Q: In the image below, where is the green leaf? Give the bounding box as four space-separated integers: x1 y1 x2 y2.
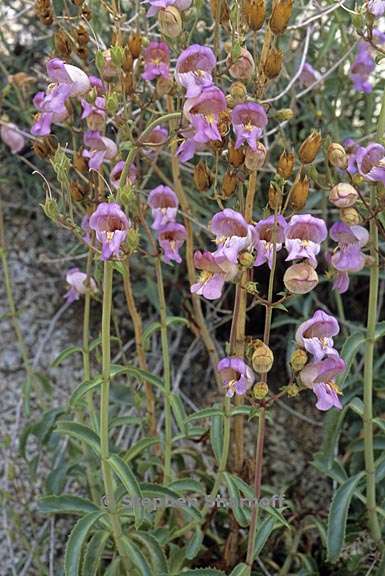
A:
224 473 249 527
81 530 110 576
185 527 203 560
186 407 223 422
108 454 144 528
337 332 365 389
109 415 143 429
64 511 104 576
169 393 188 435
56 422 101 456
229 563 251 576
130 531 168 575
51 346 82 367
210 412 224 464
121 536 152 576
104 558 121 575
169 479 204 493
327 472 365 562
123 437 160 463
38 495 99 516
254 516 278 558
143 316 189 344
181 570 226 575
316 407 347 469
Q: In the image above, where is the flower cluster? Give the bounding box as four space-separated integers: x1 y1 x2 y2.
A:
148 185 186 264
294 310 345 411
350 30 385 93
88 202 131 261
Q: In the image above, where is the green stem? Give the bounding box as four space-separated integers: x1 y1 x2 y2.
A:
83 248 98 432
100 262 131 572
154 257 172 484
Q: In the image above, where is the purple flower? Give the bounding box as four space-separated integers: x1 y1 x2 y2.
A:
83 130 118 171
285 214 327 267
350 41 375 93
343 138 364 176
141 126 169 159
300 356 345 411
329 221 369 293
191 250 238 300
89 76 106 95
231 103 268 151
81 96 106 131
148 185 179 230
184 86 227 143
146 0 192 17
142 41 170 81
176 45 216 98
254 215 287 269
299 62 321 88
31 84 71 136
157 222 186 263
356 142 385 184
367 0 385 17
65 267 97 304
0 123 25 154
89 202 130 260
217 357 255 398
47 58 91 97
210 209 255 264
296 310 340 361
110 160 137 190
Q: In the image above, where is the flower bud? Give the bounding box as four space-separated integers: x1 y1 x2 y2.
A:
299 131 322 164
229 81 248 104
287 383 299 397
41 197 59 221
194 160 212 191
228 48 255 80
128 33 142 59
352 173 364 186
289 175 309 211
54 30 72 58
245 143 267 171
222 170 239 197
251 340 274 373
340 206 361 225
253 381 269 399
329 183 359 208
290 349 308 372
284 262 319 294
228 140 245 166
268 183 282 210
327 143 348 169
270 0 292 35
274 108 294 122
263 48 283 79
242 0 265 31
277 150 295 179
238 251 255 268
158 6 183 37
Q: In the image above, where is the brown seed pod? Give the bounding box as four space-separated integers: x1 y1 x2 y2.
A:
229 81 248 104
270 0 292 35
222 170 239 197
54 30 72 58
242 0 265 31
263 48 283 79
35 0 54 25
299 131 322 164
70 181 88 202
268 183 282 210
194 160 212 191
251 340 274 373
289 174 309 211
158 6 183 38
210 0 230 26
76 24 89 46
228 140 245 167
73 149 88 173
122 47 134 73
32 135 58 159
128 33 142 59
77 46 88 62
277 150 295 179
328 142 348 169
218 109 231 137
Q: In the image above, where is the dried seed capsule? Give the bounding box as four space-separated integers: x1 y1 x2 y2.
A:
251 340 274 373
210 0 230 26
76 25 89 46
277 150 295 179
253 381 269 399
299 131 322 164
73 148 88 173
242 0 265 31
122 47 134 73
70 181 88 202
128 33 142 59
245 143 266 171
328 143 348 169
158 6 183 38
194 160 212 191
228 140 245 167
290 349 308 372
54 30 72 58
268 183 282 210
270 0 292 35
340 206 361 225
222 170 239 197
229 81 248 104
218 110 231 137
32 135 58 159
284 262 319 294
289 174 309 211
263 48 283 79
329 183 359 208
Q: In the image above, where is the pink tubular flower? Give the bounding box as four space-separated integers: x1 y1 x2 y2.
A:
89 76 106 95
184 86 227 143
141 126 169 159
1 123 25 154
350 41 375 93
31 84 71 136
231 103 268 151
329 221 369 294
367 0 385 17
285 214 327 267
110 160 137 190
210 209 255 264
300 356 345 411
142 41 170 81
148 185 179 230
89 202 130 260
356 142 385 184
176 45 216 97
83 130 118 171
191 250 238 300
299 62 321 88
146 0 192 16
176 44 216 98
47 58 91 97
157 222 186 264
217 357 255 398
65 267 97 304
296 310 340 361
254 215 287 269
81 96 106 131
